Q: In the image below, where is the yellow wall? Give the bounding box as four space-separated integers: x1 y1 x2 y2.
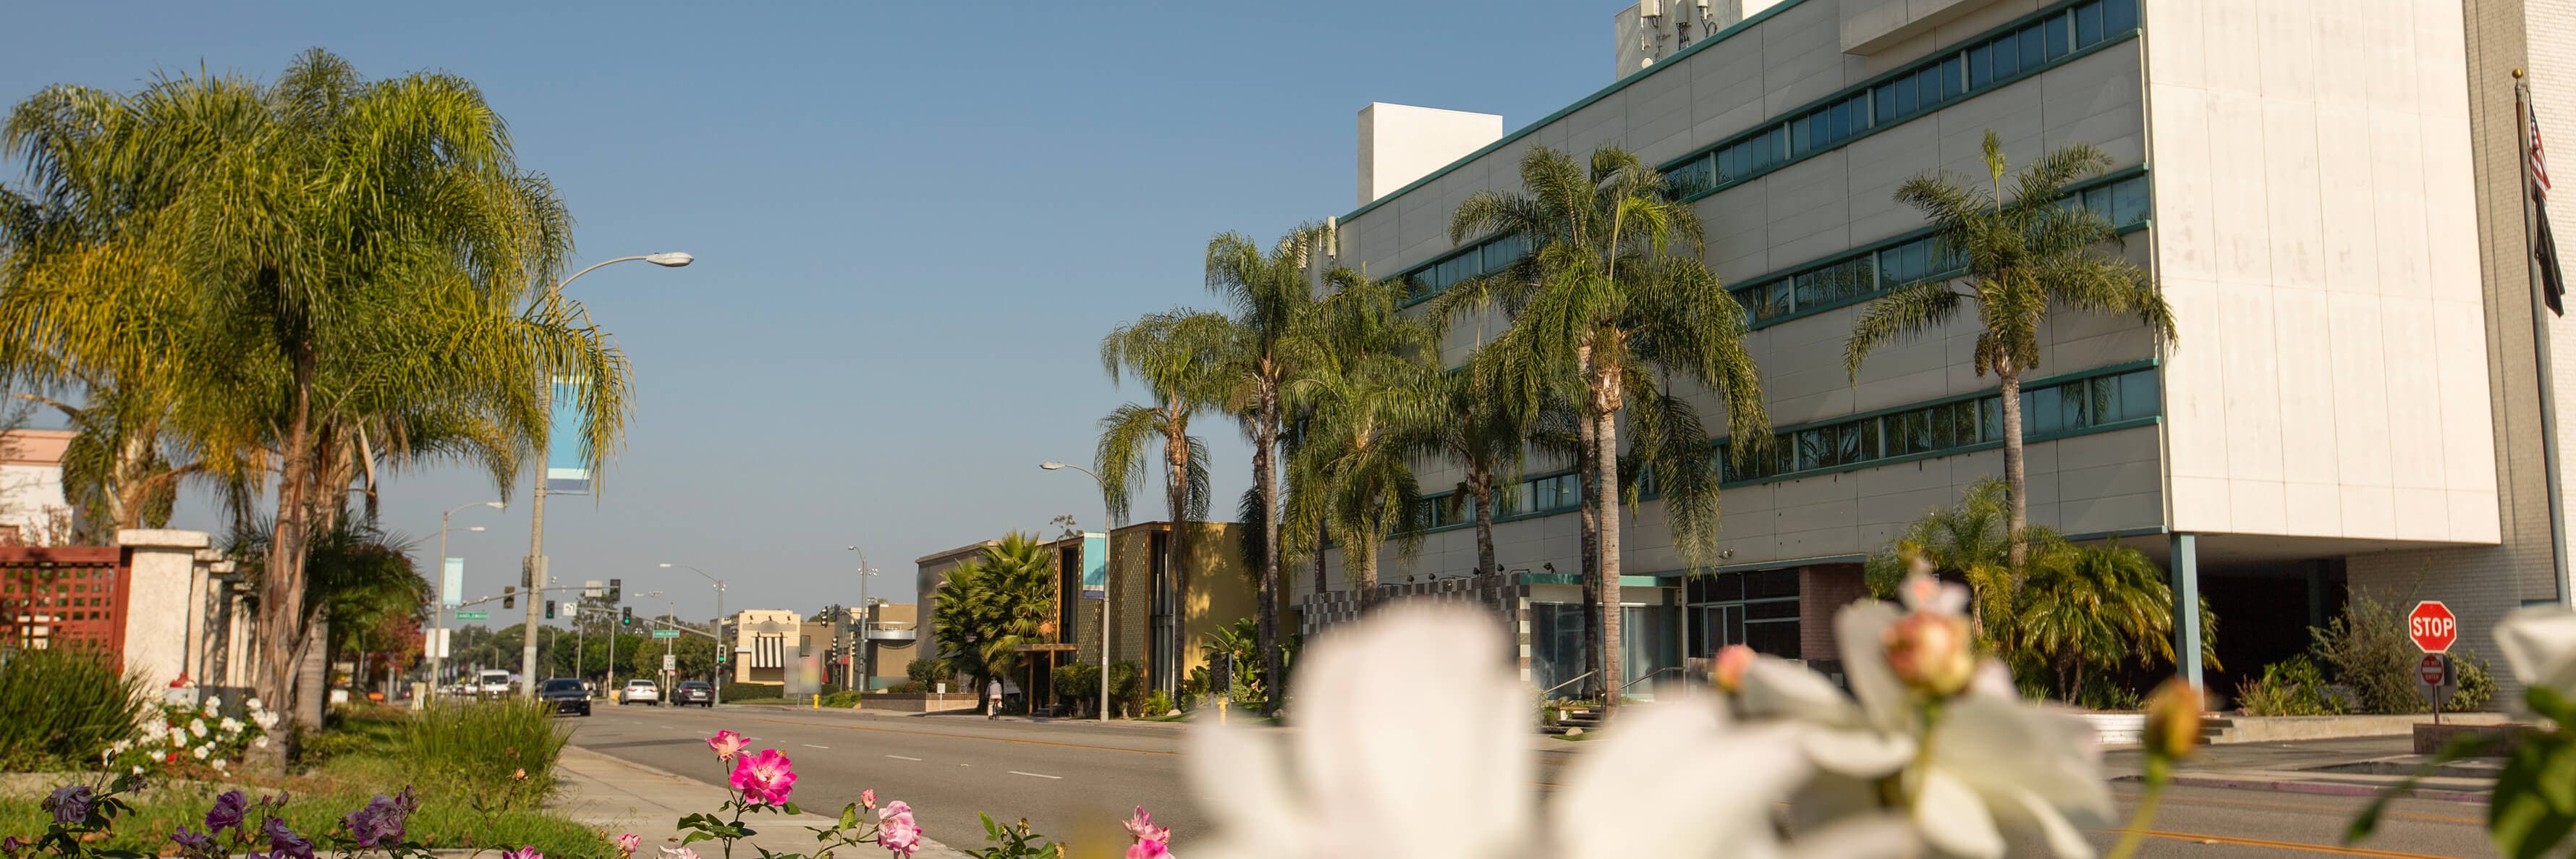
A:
1054 522 1279 693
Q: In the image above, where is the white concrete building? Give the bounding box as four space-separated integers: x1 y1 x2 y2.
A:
1307 0 2574 698
0 429 74 545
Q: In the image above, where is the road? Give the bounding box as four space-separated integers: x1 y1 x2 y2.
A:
565 705 2499 858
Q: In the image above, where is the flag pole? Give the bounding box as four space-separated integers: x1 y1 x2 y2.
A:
2517 69 2570 603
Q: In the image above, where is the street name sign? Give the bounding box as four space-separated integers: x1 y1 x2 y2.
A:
2407 601 2458 653
455 611 489 621
653 630 681 639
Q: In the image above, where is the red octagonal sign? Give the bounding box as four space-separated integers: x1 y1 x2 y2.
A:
2408 601 2458 653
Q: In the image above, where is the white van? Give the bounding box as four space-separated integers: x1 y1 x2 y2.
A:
477 669 513 695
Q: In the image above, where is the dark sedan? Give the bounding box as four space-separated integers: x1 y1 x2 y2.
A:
538 677 591 716
671 680 716 707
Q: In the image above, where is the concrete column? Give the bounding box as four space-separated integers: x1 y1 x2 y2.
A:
2169 532 2203 690
116 529 214 693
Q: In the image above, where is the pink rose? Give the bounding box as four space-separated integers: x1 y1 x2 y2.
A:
1882 611 1975 696
877 801 920 858
706 730 748 763
860 789 876 809
503 848 543 859
615 833 641 856
1124 840 1170 859
1711 645 1755 693
729 749 797 806
1122 806 1170 844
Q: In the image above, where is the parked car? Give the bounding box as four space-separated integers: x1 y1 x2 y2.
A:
538 678 591 717
617 679 661 706
671 680 715 707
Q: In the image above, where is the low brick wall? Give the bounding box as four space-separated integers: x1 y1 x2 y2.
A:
2219 712 2514 744
844 693 980 714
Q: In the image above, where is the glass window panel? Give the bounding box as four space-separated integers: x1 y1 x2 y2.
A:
1796 429 1826 470
2120 369 2159 420
1894 74 1920 114
1758 281 1791 320
1939 58 1962 100
1980 397 2004 442
2027 386 2062 434
2083 186 2110 215
2090 373 2122 422
1745 600 1800 620
2046 12 2072 57
2077 1 2106 43
2112 177 2147 225
2021 27 2044 70
1874 85 1897 124
1949 402 1980 447
1830 101 1850 141
1904 410 1933 454
2103 0 2138 32
1855 419 1881 461
1997 33 2024 77
1789 117 1810 155
1745 620 1801 659
2060 378 2093 428
1970 44 1994 88
1926 405 1955 449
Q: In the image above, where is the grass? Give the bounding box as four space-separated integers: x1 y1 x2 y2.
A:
0 703 608 857
0 648 148 771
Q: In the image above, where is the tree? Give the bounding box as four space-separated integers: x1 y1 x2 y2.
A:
1287 271 1439 604
1845 130 2177 568
1097 310 1227 603
1203 227 1326 714
2015 539 2178 701
0 51 630 752
1864 478 2019 627
928 533 1057 693
1423 359 1528 582
1436 145 1772 707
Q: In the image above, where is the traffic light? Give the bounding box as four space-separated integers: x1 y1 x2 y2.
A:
503 585 516 609
544 600 556 620
620 606 632 625
608 578 622 602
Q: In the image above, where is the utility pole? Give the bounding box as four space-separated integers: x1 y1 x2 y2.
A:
845 548 879 690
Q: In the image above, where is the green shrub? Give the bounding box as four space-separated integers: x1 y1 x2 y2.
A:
1144 688 1176 716
819 689 866 708
0 646 146 771
2448 650 2496 712
907 658 948 687
2237 655 2342 716
402 699 567 809
719 682 781 702
1108 661 1144 716
2312 593 2427 714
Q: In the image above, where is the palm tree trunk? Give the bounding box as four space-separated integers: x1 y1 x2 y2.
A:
1163 428 1188 695
1313 518 1328 598
256 339 318 766
1351 527 1381 605
1999 366 2028 570
1592 384 1626 716
1575 407 1602 701
1253 394 1283 714
1469 469 1498 578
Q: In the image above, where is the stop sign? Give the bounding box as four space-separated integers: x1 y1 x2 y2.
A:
2408 601 2458 653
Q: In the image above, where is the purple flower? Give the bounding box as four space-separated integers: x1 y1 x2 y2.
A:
170 826 217 856
257 817 314 859
43 784 95 825
340 789 417 848
206 790 250 833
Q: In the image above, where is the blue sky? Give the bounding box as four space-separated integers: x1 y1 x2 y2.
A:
0 1 1627 620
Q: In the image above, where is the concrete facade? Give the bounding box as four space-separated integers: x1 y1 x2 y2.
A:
1307 0 2571 698
0 430 73 546
1048 522 1268 698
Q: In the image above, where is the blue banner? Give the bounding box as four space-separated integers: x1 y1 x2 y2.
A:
546 376 591 495
441 557 464 608
1081 532 1107 599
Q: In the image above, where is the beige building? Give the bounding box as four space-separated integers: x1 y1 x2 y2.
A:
1305 0 2571 698
1042 522 1273 698
725 609 802 687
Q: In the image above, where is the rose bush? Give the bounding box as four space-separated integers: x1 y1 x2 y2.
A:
101 695 276 779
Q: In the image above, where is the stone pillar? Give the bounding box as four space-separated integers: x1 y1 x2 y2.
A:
2169 533 2203 690
116 529 214 693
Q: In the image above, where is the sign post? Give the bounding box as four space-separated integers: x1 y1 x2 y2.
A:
2408 601 2459 722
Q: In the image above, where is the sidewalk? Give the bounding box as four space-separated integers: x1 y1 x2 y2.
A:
551 745 970 858
2101 735 2495 803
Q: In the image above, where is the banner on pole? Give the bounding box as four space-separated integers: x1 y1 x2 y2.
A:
441 558 464 608
546 376 592 494
1081 532 1108 599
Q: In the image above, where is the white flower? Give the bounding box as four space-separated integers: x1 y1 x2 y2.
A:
187 719 208 738
141 722 166 740
253 711 279 730
131 766 145 775
1737 585 2109 859
211 758 227 771
201 699 221 717
245 696 263 711
219 717 243 733
253 737 270 750
2497 606 2576 705
1183 604 1903 859
169 732 187 748
192 745 209 760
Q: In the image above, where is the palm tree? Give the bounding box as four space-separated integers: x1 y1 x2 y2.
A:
1864 478 2020 627
1424 362 1527 580
1203 227 1326 712
1098 309 1229 604
0 52 628 743
1287 271 1440 604
1436 145 1772 706
928 533 1057 693
2016 538 2178 701
1844 130 2177 568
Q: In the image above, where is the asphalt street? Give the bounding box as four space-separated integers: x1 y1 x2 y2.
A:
564 705 2501 858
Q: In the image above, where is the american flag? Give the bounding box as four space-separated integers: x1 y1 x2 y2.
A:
2533 105 2566 316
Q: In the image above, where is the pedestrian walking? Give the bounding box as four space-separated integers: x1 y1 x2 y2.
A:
986 677 1003 719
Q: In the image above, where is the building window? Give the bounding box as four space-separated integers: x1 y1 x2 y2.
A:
1718 366 2158 484
1686 569 1800 660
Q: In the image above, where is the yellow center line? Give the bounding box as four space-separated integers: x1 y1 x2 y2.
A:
2109 828 2467 858
738 715 1179 756
2115 792 2485 826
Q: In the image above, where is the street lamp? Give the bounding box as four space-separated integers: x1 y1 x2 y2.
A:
845 548 879 690
520 252 692 698
1040 460 1113 722
435 501 505 698
661 562 726 704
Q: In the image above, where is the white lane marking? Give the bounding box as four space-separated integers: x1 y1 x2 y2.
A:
885 755 923 761
802 744 831 750
1008 771 1062 779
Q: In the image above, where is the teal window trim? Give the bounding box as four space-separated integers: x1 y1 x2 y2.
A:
1662 0 2140 204
1713 362 2161 486
1340 0 1816 225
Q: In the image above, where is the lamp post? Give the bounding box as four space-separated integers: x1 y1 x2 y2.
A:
1040 461 1113 722
435 501 505 698
843 549 879 690
661 562 726 703
520 251 692 698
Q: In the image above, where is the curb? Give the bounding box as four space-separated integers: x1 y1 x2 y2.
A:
2161 774 2491 805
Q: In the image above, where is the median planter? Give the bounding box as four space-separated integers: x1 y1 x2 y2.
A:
2415 721 2534 756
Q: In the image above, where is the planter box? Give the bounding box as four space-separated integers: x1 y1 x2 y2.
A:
2415 722 2533 756
843 693 980 714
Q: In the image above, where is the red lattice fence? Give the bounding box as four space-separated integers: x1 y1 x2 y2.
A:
0 546 133 663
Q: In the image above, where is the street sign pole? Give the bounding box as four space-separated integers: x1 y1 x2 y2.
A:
2408 601 2459 723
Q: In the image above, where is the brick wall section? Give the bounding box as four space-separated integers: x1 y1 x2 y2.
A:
2347 0 2562 706
1797 564 1870 662
1298 574 1533 681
